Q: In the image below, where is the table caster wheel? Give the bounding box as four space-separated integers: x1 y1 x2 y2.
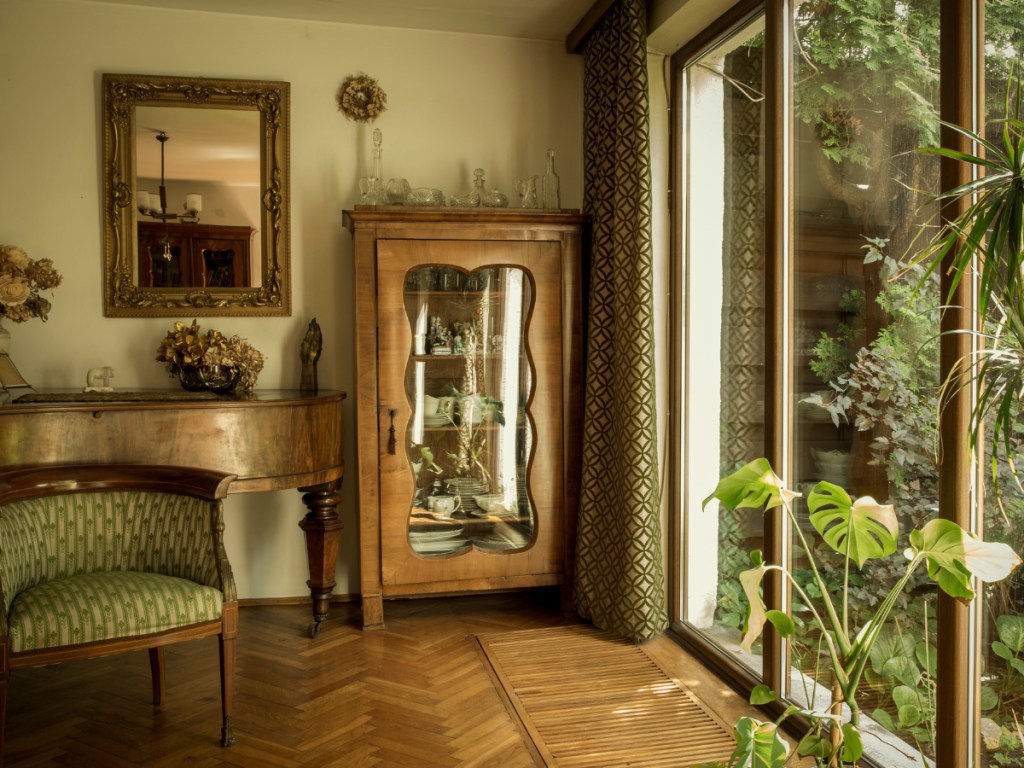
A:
308 620 322 639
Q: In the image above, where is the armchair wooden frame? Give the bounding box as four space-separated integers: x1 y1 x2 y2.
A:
0 465 240 763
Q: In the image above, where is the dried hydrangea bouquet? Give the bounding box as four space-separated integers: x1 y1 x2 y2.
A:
156 320 267 393
0 244 63 354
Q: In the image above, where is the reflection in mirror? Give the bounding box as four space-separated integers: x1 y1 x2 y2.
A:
134 108 261 289
134 107 262 290
102 74 290 317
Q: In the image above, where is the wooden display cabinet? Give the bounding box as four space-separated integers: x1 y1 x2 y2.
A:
344 207 586 630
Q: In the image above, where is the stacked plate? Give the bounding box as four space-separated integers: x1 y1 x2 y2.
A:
423 413 450 428
470 528 532 551
409 526 469 555
446 477 489 515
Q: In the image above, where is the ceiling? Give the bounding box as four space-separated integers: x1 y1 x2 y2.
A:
135 106 260 185
83 0 595 41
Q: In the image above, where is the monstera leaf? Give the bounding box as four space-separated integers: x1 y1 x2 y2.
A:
806 483 898 568
737 552 770 652
727 718 790 768
735 552 794 652
908 519 1022 602
703 458 800 513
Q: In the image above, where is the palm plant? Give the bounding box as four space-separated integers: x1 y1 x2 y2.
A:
695 458 1020 768
907 63 1024 496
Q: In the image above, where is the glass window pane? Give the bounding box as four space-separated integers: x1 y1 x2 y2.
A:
682 18 767 678
980 9 1024 766
789 0 940 761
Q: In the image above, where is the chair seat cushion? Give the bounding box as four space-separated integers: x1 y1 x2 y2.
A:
8 571 223 653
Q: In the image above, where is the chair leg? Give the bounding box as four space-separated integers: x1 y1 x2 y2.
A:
148 646 165 706
0 637 8 768
218 602 238 748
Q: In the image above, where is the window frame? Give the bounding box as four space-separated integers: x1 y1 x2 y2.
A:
667 0 986 764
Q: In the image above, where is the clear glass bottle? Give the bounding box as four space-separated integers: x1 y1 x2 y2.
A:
542 149 560 209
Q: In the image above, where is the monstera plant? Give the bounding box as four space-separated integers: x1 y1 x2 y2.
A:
694 458 1022 768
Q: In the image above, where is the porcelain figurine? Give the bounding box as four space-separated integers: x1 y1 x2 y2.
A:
83 366 114 393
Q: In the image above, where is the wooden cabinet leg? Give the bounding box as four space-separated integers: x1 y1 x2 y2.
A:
148 646 165 706
219 602 238 747
362 593 385 631
298 479 344 637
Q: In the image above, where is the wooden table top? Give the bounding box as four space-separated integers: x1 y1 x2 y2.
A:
0 389 346 415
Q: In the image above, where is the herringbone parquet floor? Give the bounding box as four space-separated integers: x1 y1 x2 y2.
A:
5 590 575 768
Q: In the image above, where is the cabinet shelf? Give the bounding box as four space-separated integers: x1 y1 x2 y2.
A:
419 424 528 432
405 290 504 297
409 353 517 362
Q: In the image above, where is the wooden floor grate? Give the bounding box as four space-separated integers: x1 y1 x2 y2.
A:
476 625 737 768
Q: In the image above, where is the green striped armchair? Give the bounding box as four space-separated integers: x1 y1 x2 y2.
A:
0 465 239 763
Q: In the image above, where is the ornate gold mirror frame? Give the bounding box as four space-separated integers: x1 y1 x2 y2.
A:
102 74 291 317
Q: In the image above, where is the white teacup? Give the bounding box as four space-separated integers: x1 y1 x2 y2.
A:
423 395 440 415
473 494 511 515
427 495 460 518
436 396 457 418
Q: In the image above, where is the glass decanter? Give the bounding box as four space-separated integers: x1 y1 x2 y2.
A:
450 168 487 207
358 128 389 205
542 149 560 209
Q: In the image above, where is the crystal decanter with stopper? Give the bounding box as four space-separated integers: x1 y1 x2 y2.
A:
358 128 389 205
542 149 560 209
451 168 487 207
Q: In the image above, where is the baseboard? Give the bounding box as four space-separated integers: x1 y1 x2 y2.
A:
238 593 360 607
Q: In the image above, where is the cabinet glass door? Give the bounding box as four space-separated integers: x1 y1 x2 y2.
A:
376 239 564 589
404 266 534 556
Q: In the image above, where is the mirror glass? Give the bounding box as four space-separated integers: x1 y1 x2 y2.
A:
134 107 261 289
102 74 290 317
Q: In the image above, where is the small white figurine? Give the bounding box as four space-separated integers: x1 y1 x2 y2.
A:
84 367 114 393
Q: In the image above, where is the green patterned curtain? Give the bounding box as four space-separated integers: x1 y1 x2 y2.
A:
574 0 668 640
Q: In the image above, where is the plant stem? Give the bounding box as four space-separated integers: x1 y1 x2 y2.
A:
843 511 853 641
844 558 924 699
782 497 852 657
765 565 849 685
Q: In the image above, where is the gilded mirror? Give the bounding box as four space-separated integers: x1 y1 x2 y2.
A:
102 74 291 317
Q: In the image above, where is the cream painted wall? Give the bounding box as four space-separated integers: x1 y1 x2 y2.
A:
0 0 583 601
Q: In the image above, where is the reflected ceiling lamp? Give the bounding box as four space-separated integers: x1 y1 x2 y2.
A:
136 132 202 224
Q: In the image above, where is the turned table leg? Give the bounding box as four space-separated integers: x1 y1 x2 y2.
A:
298 478 344 638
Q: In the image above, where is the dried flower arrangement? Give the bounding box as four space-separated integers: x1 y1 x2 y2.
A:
336 73 388 123
0 245 62 323
156 320 267 391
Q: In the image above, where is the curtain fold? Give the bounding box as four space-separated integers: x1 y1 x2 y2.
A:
574 0 668 641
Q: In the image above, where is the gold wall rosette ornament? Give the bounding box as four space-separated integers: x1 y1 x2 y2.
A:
336 73 388 123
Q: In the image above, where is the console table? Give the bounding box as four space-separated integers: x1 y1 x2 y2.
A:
0 389 345 637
